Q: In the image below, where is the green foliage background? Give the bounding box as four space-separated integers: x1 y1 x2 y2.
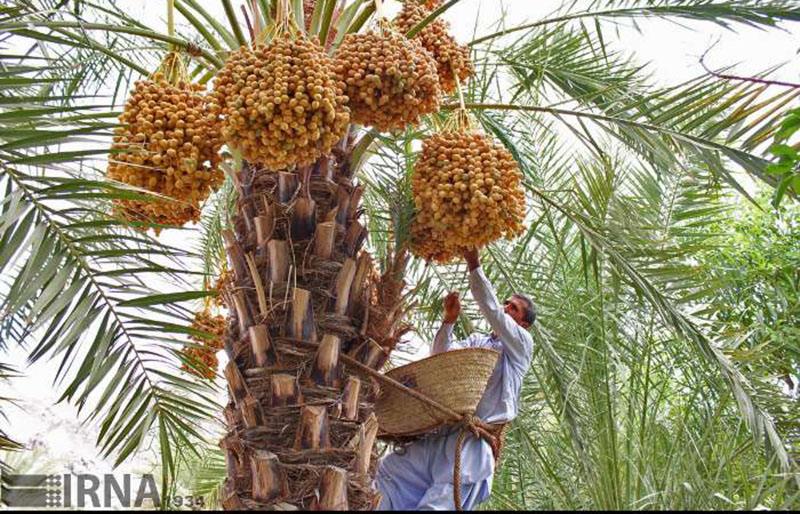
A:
0 0 798 509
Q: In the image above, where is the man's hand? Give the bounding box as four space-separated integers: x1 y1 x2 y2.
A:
443 291 461 324
463 247 480 271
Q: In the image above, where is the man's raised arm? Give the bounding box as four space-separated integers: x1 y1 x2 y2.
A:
463 249 533 368
432 291 460 354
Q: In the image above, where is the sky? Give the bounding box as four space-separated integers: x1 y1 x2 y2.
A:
3 0 800 491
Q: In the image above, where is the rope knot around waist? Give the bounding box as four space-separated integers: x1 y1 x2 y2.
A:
452 417 508 511
459 415 484 439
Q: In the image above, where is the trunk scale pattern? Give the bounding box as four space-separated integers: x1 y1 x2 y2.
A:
219 131 408 510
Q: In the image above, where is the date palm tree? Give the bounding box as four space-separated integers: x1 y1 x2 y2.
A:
1 0 799 509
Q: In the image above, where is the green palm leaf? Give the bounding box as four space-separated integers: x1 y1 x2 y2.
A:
2 0 799 510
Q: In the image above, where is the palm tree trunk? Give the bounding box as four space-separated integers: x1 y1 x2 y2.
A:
218 130 406 510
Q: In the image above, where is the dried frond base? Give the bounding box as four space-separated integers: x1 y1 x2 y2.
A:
219 155 407 510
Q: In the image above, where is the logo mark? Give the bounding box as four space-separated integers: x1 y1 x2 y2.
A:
1 474 62 508
1 472 161 508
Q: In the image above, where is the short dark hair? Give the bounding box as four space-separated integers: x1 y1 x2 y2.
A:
512 293 536 326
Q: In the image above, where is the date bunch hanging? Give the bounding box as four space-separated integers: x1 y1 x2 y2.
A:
410 110 526 263
181 307 227 380
333 18 441 132
211 3 350 170
107 52 224 229
394 0 473 94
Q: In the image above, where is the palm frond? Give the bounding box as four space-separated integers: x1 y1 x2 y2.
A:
471 0 800 46
0 57 221 492
196 176 236 284
2 1 799 510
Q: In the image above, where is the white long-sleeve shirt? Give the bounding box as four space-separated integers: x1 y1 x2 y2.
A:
376 265 534 510
432 265 534 424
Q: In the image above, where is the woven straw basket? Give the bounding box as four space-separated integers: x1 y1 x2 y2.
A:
375 348 500 437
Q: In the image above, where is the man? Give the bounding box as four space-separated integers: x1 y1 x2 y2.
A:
376 247 536 510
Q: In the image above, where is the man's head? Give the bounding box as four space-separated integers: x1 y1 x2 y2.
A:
503 293 536 329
